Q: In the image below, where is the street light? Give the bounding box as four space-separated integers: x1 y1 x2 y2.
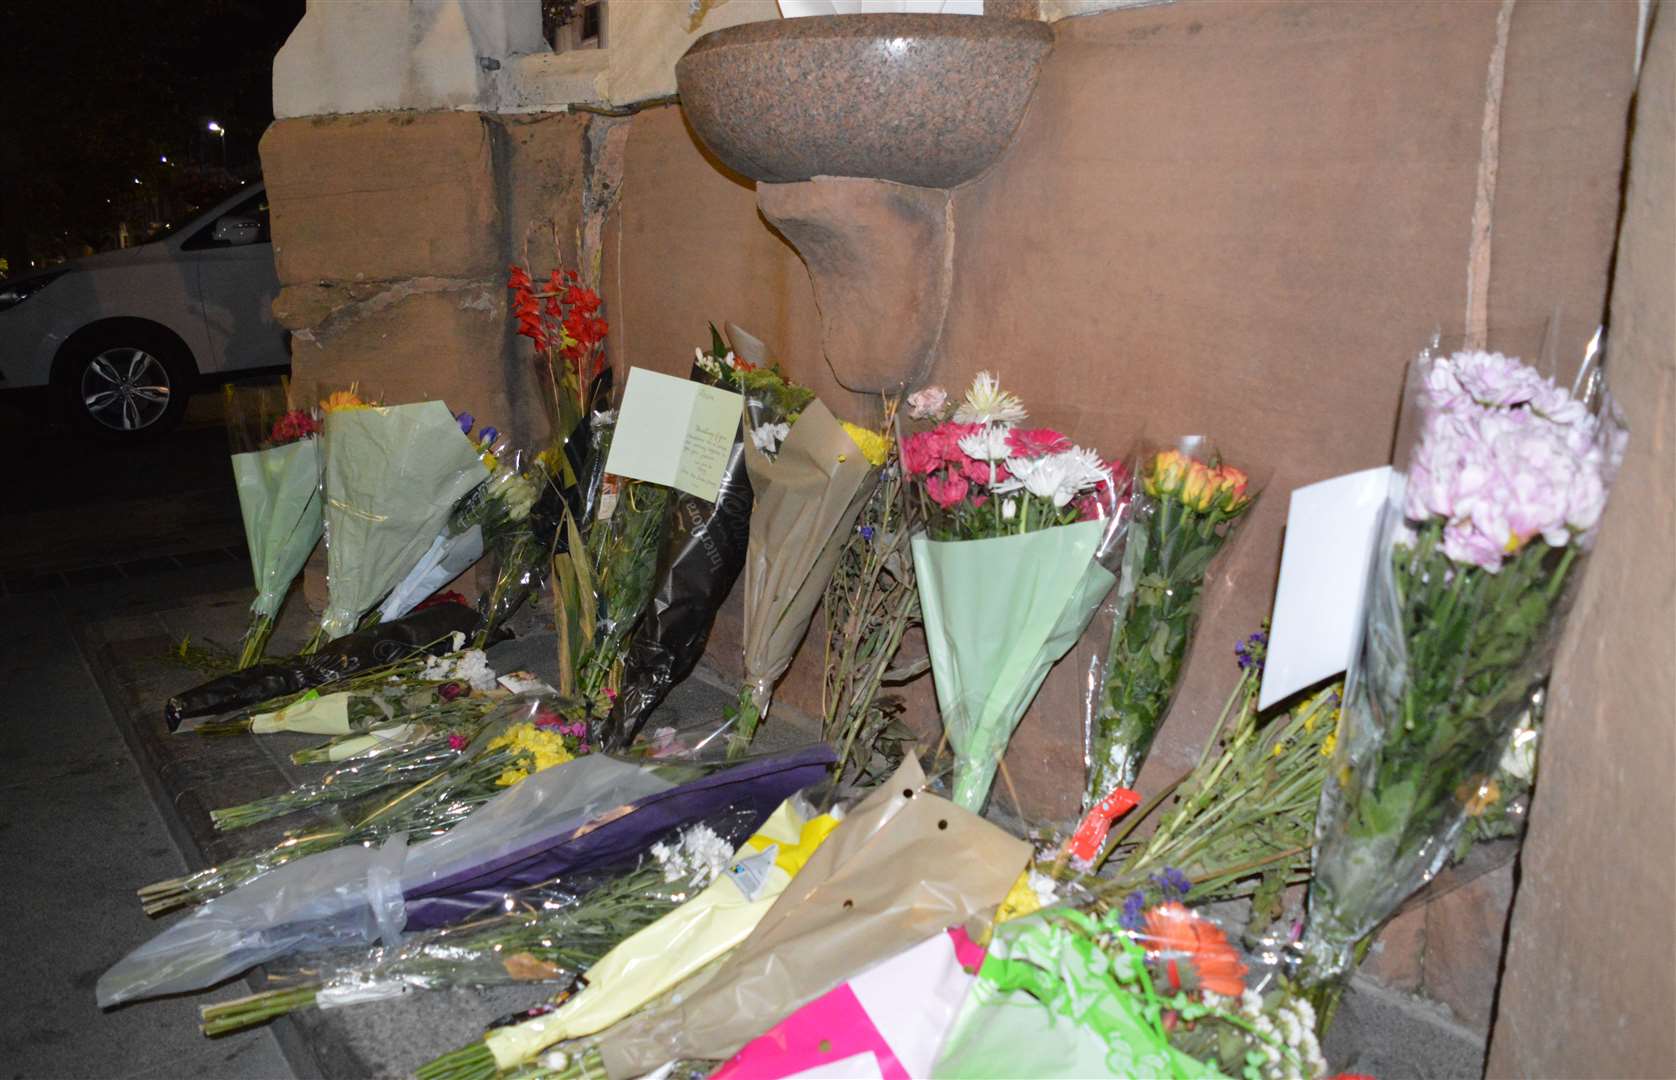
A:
208 121 228 167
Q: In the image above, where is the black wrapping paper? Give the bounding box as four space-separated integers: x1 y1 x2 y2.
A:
163 602 484 731
601 419 752 751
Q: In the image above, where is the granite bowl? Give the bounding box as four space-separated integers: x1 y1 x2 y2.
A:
676 14 1055 189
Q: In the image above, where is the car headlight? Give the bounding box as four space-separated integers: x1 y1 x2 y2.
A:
0 270 70 312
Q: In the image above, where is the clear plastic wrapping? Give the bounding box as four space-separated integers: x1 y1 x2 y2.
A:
933 903 1326 1079
197 803 765 1035
600 353 753 751
102 744 834 1008
208 692 516 831
1293 331 1625 987
223 379 323 668
143 692 598 914
1082 436 1262 806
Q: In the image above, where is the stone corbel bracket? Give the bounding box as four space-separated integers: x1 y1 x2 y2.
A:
757 178 954 395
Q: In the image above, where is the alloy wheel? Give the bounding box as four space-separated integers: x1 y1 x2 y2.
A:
82 347 173 432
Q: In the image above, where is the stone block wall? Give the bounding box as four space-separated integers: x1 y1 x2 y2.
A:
1487 6 1676 1075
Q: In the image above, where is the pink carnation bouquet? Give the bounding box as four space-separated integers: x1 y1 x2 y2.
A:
1293 337 1626 1001
903 373 1131 811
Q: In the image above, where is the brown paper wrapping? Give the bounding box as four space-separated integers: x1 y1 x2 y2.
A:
740 397 878 703
598 756 1032 1076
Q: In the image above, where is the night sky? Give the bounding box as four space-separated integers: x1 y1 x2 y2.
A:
0 0 306 271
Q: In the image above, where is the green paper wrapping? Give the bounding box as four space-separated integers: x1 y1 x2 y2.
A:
932 910 1222 1080
319 402 489 639
232 438 323 620
913 519 1116 811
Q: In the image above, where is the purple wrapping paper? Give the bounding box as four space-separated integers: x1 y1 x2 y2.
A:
401 743 836 929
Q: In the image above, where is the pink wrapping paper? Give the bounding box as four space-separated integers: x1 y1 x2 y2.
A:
712 928 987 1080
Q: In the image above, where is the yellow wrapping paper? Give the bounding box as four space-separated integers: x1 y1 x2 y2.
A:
485 798 841 1071
250 691 353 735
598 756 1032 1077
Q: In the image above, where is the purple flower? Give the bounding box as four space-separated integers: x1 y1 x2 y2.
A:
859 525 876 542
1151 866 1192 899
480 426 499 446
1234 627 1269 673
456 411 475 435
1119 890 1146 932
1404 350 1614 572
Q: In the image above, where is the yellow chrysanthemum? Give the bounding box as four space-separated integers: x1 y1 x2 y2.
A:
840 421 889 467
488 723 577 786
320 389 371 413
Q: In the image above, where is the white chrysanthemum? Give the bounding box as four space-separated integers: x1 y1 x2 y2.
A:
451 649 498 692
996 446 1110 508
958 424 1014 462
953 371 1027 426
678 824 734 884
751 421 790 455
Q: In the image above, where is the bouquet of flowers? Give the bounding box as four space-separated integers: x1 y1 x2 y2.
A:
933 904 1326 1079
903 373 1129 811
601 334 755 751
190 638 498 738
1084 629 1340 946
313 389 492 642
197 813 752 1035
379 414 539 623
206 688 517 831
1085 439 1258 806
420 793 845 1080
138 694 596 915
509 263 611 539
1293 343 1625 992
165 602 486 731
224 381 324 668
820 407 926 783
729 329 888 754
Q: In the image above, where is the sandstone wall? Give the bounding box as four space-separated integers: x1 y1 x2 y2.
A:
1487 6 1676 1075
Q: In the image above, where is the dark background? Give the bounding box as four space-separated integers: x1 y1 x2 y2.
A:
0 0 306 276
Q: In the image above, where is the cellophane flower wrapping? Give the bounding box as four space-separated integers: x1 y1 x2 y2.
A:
451 791 844 1076
737 368 881 753
601 352 754 751
381 420 539 623
224 381 323 668
102 744 835 1008
1083 438 1259 807
933 904 1325 1079
1294 341 1625 986
317 396 492 639
902 374 1129 812
197 805 764 1035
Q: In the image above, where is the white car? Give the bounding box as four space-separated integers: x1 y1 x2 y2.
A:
0 184 288 436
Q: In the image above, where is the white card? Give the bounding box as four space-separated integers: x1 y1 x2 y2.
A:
1259 466 1393 710
604 367 743 502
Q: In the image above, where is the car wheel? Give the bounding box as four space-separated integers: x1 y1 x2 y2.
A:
60 329 192 438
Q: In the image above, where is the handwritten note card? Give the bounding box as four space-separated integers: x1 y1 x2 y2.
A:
604 367 743 502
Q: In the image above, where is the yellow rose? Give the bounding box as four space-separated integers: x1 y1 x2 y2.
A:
1181 461 1218 511
1145 450 1189 498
